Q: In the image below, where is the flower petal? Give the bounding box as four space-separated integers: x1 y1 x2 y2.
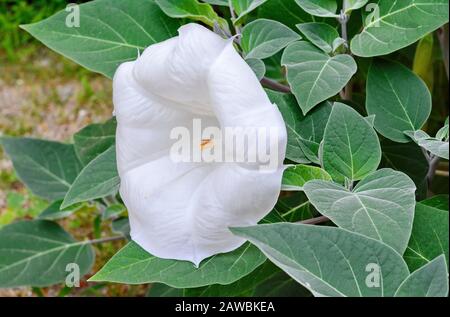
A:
114 23 287 265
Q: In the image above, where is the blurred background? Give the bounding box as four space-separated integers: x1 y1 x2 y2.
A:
0 0 147 296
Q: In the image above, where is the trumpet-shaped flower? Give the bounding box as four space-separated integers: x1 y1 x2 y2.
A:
113 23 287 266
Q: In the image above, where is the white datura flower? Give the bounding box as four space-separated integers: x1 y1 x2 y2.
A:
113 23 287 266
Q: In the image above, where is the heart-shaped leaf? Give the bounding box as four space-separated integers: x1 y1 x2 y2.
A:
304 168 416 254
241 19 301 59
231 223 410 297
282 42 357 114
322 102 381 183
351 0 449 57
366 60 431 143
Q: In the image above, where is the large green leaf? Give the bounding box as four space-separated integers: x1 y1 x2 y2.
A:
404 196 449 272
231 223 410 297
304 168 416 254
267 90 332 164
241 19 301 59
366 60 431 143
0 137 82 200
147 262 309 297
282 165 331 191
0 220 95 288
296 22 341 53
351 0 449 57
89 241 266 288
395 255 448 297
256 0 314 29
73 118 116 166
294 0 338 18
155 0 228 28
62 146 119 209
282 41 357 114
322 102 381 183
21 0 183 78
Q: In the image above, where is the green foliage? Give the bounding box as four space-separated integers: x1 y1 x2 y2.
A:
1 0 448 297
0 220 95 288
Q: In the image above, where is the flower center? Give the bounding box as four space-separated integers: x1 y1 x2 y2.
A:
200 138 214 151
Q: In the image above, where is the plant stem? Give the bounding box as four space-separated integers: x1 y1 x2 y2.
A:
88 236 125 245
261 77 291 93
437 24 449 79
338 10 352 100
298 216 330 225
427 155 440 185
228 0 241 35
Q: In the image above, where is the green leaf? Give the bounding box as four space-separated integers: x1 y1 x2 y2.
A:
351 0 449 57
343 0 368 13
0 137 82 200
304 168 416 254
147 283 185 297
436 117 449 141
257 0 314 29
89 241 266 288
62 146 119 209
395 255 448 297
282 42 357 114
404 196 449 272
267 90 332 164
246 58 266 80
38 200 85 221
21 0 183 78
273 192 315 222
156 0 228 29
111 217 131 238
201 0 228 5
282 165 331 191
366 60 431 143
231 223 410 297
405 130 449 160
296 22 340 53
322 102 381 183
380 139 429 189
231 0 269 24
0 220 95 288
74 118 116 166
102 203 127 220
241 19 301 59
294 0 338 18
